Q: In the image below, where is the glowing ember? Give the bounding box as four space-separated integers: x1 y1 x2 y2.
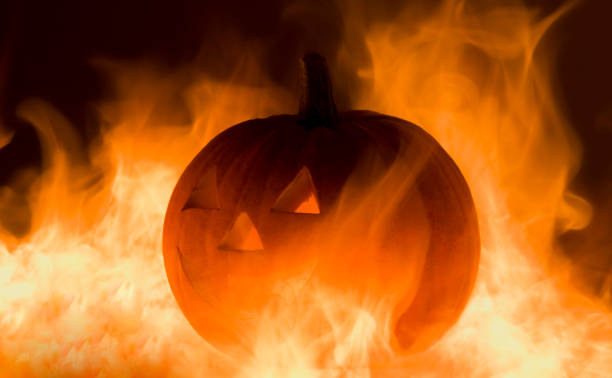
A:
1 1 611 377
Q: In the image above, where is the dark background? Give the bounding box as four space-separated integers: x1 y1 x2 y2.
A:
0 0 610 300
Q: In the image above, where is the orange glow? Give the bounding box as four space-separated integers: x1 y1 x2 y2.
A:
273 167 321 214
219 212 264 252
1 0 612 377
183 167 220 210
294 193 320 214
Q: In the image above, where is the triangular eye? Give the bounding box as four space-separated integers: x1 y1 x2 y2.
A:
218 212 263 252
272 167 320 214
182 167 220 210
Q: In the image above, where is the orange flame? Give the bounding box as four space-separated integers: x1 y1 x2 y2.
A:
1 0 611 376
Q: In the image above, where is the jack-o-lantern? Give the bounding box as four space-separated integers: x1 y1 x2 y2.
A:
163 53 480 354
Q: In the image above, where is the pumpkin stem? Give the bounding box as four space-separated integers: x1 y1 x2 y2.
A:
297 53 338 129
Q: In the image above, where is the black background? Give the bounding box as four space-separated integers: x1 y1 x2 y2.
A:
0 0 611 300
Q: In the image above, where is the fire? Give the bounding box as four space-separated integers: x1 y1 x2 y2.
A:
1 0 611 377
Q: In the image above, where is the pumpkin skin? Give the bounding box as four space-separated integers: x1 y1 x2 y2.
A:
162 54 480 354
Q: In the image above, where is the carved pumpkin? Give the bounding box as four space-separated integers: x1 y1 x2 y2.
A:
163 53 480 354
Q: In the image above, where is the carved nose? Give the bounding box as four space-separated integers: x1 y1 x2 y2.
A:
218 212 263 252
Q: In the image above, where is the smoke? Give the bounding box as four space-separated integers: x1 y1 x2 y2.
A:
0 0 425 236
1 0 612 376
0 0 611 313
